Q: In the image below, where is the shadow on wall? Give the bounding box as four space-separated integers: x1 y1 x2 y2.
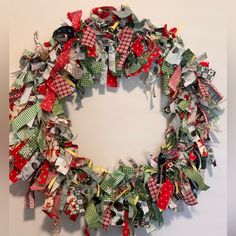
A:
10 180 194 236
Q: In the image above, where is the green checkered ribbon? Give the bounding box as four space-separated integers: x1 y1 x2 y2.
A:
85 202 102 229
52 98 64 116
100 171 125 195
102 190 116 203
80 66 93 87
19 137 38 159
92 60 103 77
119 166 135 181
177 100 190 111
81 57 95 75
11 101 40 132
181 165 210 191
16 127 38 141
162 61 175 95
13 73 26 88
181 49 195 65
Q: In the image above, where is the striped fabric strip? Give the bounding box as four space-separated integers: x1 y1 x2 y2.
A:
181 165 210 191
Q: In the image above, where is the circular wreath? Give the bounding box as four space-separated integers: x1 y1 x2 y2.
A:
9 5 224 236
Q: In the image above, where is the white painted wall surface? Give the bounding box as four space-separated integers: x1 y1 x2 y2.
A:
9 1 227 235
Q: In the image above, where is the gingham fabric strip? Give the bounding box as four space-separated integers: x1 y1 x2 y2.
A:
100 171 125 194
81 26 96 48
52 98 64 116
85 202 102 230
102 206 112 231
11 102 40 132
177 99 190 111
119 166 135 180
117 27 133 54
182 189 198 206
147 176 159 202
13 73 26 88
181 165 210 191
16 127 38 141
80 66 93 87
53 74 74 99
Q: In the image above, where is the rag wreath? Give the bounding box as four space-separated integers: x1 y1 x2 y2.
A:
9 5 224 236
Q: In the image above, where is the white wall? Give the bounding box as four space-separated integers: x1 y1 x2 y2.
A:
9 0 227 235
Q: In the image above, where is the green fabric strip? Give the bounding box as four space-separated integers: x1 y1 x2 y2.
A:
181 165 210 191
11 102 40 132
52 98 64 116
85 202 102 229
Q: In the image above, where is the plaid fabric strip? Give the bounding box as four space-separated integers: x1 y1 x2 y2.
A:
102 206 112 231
181 166 210 191
117 27 133 54
177 99 190 111
81 26 96 48
197 79 210 99
53 74 74 99
182 189 198 206
147 176 159 202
